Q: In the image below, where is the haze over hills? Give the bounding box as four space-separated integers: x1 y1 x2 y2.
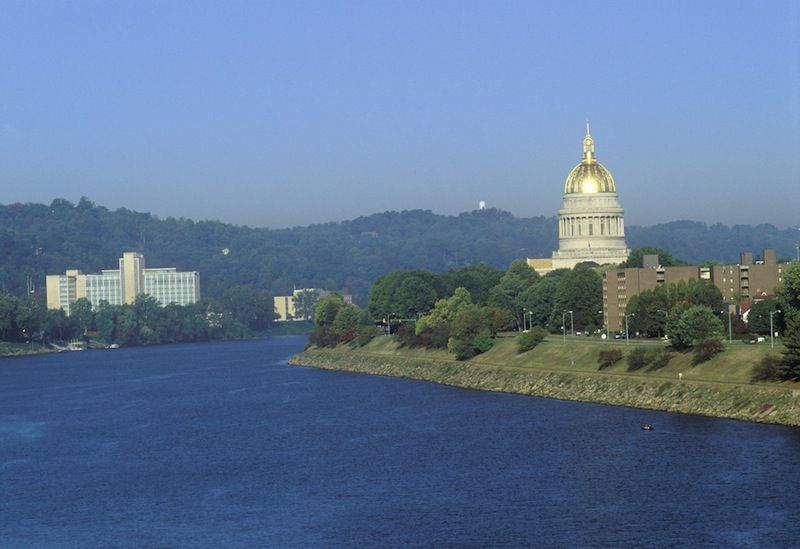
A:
1 198 797 305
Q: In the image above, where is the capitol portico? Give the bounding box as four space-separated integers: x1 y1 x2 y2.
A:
528 123 630 272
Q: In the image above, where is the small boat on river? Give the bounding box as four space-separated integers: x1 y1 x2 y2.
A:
641 423 654 431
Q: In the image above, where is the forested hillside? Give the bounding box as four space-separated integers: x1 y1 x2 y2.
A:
0 198 796 304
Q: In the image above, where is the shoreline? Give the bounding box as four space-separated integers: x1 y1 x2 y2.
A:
289 345 800 428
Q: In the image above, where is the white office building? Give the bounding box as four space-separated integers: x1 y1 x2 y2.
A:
46 252 200 313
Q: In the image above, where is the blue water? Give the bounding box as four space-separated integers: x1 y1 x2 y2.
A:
2 337 799 547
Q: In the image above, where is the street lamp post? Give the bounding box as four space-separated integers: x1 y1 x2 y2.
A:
598 310 608 341
625 313 635 345
770 309 782 349
561 310 574 341
727 310 732 344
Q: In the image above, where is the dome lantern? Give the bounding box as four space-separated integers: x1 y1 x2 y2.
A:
564 122 616 194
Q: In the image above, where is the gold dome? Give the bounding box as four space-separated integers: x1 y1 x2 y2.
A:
564 123 616 194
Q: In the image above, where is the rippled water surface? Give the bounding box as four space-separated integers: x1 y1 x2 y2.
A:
2 336 800 547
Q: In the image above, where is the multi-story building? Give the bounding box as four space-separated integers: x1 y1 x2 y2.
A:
603 249 787 331
46 252 199 314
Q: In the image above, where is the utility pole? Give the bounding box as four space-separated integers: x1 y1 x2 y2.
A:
770 309 781 349
625 313 635 345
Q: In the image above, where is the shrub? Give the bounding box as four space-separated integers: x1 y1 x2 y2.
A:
597 349 623 370
448 336 475 360
473 331 494 354
647 349 673 371
309 326 339 348
751 354 785 382
355 324 378 347
692 339 724 365
517 327 548 353
394 323 420 347
421 324 450 350
626 347 650 371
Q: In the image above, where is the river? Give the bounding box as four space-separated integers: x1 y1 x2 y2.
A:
2 336 799 547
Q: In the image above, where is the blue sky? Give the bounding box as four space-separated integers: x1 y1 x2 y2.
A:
1 1 798 228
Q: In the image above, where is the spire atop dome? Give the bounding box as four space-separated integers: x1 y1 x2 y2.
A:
564 122 616 194
582 119 595 163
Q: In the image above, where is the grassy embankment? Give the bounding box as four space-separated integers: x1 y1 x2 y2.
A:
0 341 53 358
290 335 800 427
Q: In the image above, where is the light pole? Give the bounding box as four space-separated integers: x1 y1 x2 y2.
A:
561 310 573 341
625 313 635 345
726 309 732 343
770 309 781 349
526 311 533 332
598 310 608 341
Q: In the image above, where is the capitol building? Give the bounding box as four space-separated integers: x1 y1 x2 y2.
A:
528 124 630 272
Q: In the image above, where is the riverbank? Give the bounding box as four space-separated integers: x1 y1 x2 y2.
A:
289 336 800 427
0 342 54 358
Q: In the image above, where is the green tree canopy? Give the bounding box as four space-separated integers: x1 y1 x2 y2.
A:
416 287 473 336
292 290 319 321
368 270 443 320
622 247 687 268
552 264 602 332
666 305 724 348
314 293 346 327
222 285 275 331
747 298 781 335
487 259 540 328
447 304 494 360
518 270 568 329
441 264 503 306
71 297 95 333
778 263 800 378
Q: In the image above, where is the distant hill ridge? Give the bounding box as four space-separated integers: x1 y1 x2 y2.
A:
1 198 796 304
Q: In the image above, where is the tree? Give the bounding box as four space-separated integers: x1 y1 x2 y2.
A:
71 297 95 334
0 295 20 340
42 308 77 342
447 304 494 360
314 293 345 327
95 301 118 342
518 270 568 330
16 298 44 342
667 305 724 348
625 287 670 337
367 270 443 320
415 287 473 349
747 298 781 335
442 265 503 306
114 307 140 345
293 289 319 321
778 263 800 379
488 259 540 329
222 286 275 331
393 276 438 318
333 304 361 343
622 247 687 268
416 287 472 335
782 317 800 379
552 264 602 332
